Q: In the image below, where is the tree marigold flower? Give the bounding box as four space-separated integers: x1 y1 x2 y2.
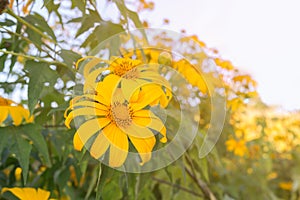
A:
0 96 33 126
2 187 50 200
225 138 248 157
79 56 172 107
65 74 168 167
279 181 293 191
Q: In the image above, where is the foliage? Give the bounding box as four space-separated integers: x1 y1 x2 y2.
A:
0 0 299 199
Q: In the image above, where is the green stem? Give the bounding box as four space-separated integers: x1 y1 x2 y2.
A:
0 49 68 68
0 26 57 59
5 8 57 45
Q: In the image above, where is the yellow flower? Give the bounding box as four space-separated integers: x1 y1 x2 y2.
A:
225 138 248 157
0 96 33 126
173 59 207 94
65 75 167 167
80 57 172 107
2 187 50 200
279 181 293 191
14 167 22 181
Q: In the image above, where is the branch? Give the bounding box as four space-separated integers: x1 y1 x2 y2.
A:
152 177 203 198
184 155 217 200
5 8 57 45
0 49 68 69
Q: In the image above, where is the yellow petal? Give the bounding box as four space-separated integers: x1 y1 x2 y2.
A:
75 118 111 145
90 132 110 159
84 67 107 93
73 132 84 151
65 108 107 129
123 123 154 139
121 79 140 101
1 188 50 200
0 107 8 124
148 112 167 143
96 74 121 102
132 109 151 118
70 100 107 111
131 89 161 111
128 135 155 165
132 116 151 126
9 107 23 126
36 188 51 200
103 124 128 167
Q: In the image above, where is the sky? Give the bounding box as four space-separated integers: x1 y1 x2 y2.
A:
139 0 300 111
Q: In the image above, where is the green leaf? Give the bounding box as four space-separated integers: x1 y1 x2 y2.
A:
11 130 32 184
82 22 124 51
59 49 82 67
71 0 86 13
0 54 8 71
0 127 13 160
54 167 71 189
75 9 102 38
21 124 51 167
96 164 115 200
25 60 58 114
0 19 15 26
25 13 57 41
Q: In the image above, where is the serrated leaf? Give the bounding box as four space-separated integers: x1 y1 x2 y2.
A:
25 60 58 114
21 124 51 167
59 49 82 67
75 9 102 38
25 13 57 42
0 19 15 26
71 0 86 13
0 127 13 160
11 131 32 184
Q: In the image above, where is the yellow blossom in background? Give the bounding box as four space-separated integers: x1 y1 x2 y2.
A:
14 167 22 181
225 138 248 157
0 96 33 126
173 59 207 94
2 187 50 200
279 182 293 191
65 74 167 167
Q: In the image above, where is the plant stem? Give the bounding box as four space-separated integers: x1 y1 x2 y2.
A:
184 155 217 200
5 8 57 45
0 49 68 68
152 176 203 198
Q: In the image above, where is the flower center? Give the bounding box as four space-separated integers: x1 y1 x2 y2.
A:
123 68 139 79
111 58 141 77
109 102 132 128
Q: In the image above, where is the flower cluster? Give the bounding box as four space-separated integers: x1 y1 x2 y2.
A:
65 57 172 167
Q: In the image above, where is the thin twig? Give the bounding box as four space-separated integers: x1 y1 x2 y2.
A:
184 156 217 200
152 176 203 198
5 8 58 45
0 49 68 68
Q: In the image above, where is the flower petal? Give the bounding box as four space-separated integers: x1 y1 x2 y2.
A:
129 135 156 165
73 132 84 151
121 79 140 101
0 107 8 124
148 112 167 143
103 124 129 167
9 107 23 126
75 118 111 145
123 123 154 139
84 67 107 93
90 132 110 159
65 108 107 129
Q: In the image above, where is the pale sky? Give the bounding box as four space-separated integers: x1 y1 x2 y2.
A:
140 0 300 111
